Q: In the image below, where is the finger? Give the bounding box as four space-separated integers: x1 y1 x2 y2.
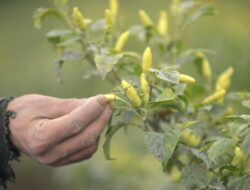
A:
42 98 87 118
38 106 111 163
33 95 109 148
53 143 98 167
8 94 86 119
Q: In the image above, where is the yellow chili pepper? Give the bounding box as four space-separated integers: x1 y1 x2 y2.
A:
114 31 130 52
142 47 152 73
181 129 201 147
202 59 212 82
139 10 154 27
105 9 113 28
232 146 244 167
169 166 181 182
110 0 118 21
140 73 150 103
235 146 244 160
104 94 117 102
215 67 234 92
179 74 196 84
203 90 226 105
157 11 168 36
121 80 142 107
72 7 86 30
196 51 212 82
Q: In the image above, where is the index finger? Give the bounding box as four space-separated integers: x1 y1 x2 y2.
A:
34 95 108 146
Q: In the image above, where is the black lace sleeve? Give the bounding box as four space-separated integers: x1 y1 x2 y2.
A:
0 97 21 188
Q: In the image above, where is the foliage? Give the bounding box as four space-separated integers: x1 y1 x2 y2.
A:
33 0 250 189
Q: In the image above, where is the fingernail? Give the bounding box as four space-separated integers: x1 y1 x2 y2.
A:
96 95 108 109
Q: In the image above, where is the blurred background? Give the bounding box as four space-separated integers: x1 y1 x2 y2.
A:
0 0 249 189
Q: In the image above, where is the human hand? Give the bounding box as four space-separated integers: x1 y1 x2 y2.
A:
7 94 112 167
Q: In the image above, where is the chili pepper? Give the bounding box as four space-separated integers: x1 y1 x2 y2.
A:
142 47 152 73
104 94 117 102
110 0 118 21
215 67 234 92
140 73 150 103
105 9 113 28
169 166 181 182
139 10 154 27
157 11 168 36
232 146 244 167
114 31 130 52
181 129 201 147
203 90 226 105
121 80 142 107
196 52 212 82
72 7 86 30
179 74 196 84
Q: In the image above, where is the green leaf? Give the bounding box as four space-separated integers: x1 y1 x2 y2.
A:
103 124 125 160
144 132 165 159
162 129 181 172
242 99 250 109
152 69 180 84
57 36 82 47
241 133 250 156
180 165 210 189
153 88 176 103
176 120 200 130
94 50 123 78
54 51 83 82
207 138 236 164
228 91 250 101
228 174 250 190
144 129 180 173
33 8 61 29
183 5 218 29
46 30 79 45
208 181 227 190
190 148 211 169
226 115 250 123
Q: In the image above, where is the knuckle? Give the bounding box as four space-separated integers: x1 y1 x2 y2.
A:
37 153 61 166
29 140 48 156
69 118 82 135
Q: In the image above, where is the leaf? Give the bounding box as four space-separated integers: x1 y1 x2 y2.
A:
144 129 180 173
228 174 250 190
46 30 74 44
207 138 236 164
103 124 125 160
180 165 210 189
228 91 250 101
226 119 249 138
57 36 82 47
94 50 123 78
33 8 61 29
190 148 211 169
162 129 181 172
208 181 227 190
176 120 200 130
144 132 165 159
226 115 250 123
173 83 187 96
53 51 84 82
153 88 176 103
242 99 250 109
153 69 180 84
183 5 218 29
